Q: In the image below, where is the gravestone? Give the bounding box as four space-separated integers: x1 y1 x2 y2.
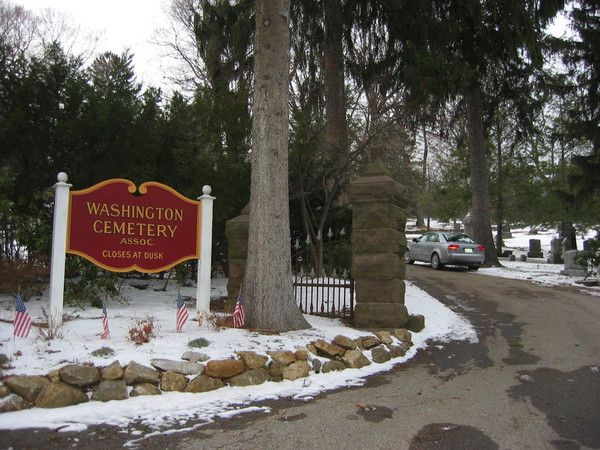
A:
560 250 586 277
547 237 563 264
501 224 512 239
583 240 591 251
509 254 516 262
225 203 250 303
559 222 577 251
527 239 543 258
463 211 473 237
520 254 527 262
348 159 410 329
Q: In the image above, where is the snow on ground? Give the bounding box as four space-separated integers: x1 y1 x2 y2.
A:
0 278 475 433
406 222 599 292
1 222 597 433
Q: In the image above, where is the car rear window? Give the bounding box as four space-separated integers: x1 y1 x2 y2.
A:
444 233 475 243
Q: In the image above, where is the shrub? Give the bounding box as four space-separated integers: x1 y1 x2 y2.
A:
577 236 600 278
65 259 126 308
34 308 64 341
127 316 159 345
188 337 210 349
91 347 115 357
0 261 48 300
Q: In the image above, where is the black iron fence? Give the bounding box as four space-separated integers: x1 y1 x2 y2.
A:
294 273 354 319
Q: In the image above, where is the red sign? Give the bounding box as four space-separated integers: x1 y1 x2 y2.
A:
67 179 200 273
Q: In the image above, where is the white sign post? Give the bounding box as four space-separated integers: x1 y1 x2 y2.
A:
196 185 215 319
48 173 215 327
49 172 71 328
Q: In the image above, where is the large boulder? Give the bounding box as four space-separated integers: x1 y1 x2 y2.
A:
0 385 11 398
101 361 124 381
34 382 87 408
373 331 393 345
322 360 346 373
131 383 161 396
181 351 210 363
392 328 412 343
150 359 203 376
236 352 268 370
282 361 310 381
387 344 408 359
205 359 245 379
0 394 30 413
4 375 49 402
333 335 358 350
229 368 270 387
312 339 345 358
185 375 224 393
268 361 283 381
124 361 160 385
311 359 322 374
161 371 188 392
406 314 425 333
294 350 309 361
357 336 381 350
341 350 371 369
47 369 60 383
371 346 392 364
59 364 101 387
92 380 128 402
267 351 297 366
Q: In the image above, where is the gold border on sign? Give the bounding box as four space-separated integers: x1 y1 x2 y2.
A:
66 178 202 273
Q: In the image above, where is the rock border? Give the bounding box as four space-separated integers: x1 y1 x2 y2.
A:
0 328 417 413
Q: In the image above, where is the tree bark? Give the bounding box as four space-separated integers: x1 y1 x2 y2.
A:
415 125 428 228
495 116 504 256
244 0 310 331
465 82 500 266
324 0 348 167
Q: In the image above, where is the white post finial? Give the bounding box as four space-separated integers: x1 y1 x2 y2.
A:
49 172 71 328
196 186 215 320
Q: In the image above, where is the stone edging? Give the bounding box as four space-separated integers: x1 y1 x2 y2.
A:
0 328 419 413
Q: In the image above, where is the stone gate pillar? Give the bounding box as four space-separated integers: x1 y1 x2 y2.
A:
348 159 410 329
225 203 249 303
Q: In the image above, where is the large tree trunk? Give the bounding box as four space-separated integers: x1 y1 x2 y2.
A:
324 0 348 167
244 0 310 331
465 82 500 267
495 115 504 256
415 125 428 228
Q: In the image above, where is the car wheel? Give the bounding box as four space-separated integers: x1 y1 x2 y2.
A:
468 265 480 271
404 250 415 264
431 253 443 270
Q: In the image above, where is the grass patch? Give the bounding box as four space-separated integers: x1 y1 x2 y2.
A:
188 338 210 349
91 347 116 357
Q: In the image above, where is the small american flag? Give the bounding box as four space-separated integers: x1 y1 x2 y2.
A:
14 293 32 338
100 303 110 340
232 289 245 328
176 292 189 332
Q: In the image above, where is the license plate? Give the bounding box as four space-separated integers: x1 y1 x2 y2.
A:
465 248 473 253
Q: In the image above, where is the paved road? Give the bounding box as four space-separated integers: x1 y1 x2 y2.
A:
3 266 600 449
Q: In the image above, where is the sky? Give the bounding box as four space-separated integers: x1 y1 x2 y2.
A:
16 0 571 95
18 0 173 91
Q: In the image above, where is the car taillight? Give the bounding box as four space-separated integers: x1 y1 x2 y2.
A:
448 244 460 251
477 245 485 251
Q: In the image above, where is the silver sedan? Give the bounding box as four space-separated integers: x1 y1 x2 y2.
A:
404 232 485 270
